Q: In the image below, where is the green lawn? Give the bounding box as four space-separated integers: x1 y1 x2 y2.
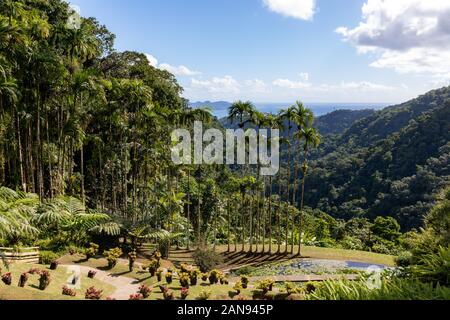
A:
215 245 396 267
0 263 115 300
1 244 395 301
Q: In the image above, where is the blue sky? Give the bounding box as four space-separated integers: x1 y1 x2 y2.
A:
69 0 450 103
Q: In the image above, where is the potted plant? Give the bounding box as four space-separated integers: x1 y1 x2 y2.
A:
180 287 189 300
197 290 211 300
163 288 174 300
180 263 190 273
138 284 152 299
153 250 162 263
62 285 77 297
50 260 59 270
85 286 103 300
1 273 12 286
87 270 97 279
156 268 163 282
208 270 220 284
179 273 190 288
18 272 28 287
85 243 99 260
240 275 249 289
128 250 137 272
165 271 173 284
190 268 201 286
104 247 123 269
233 281 243 295
129 293 144 300
39 270 51 290
257 279 271 295
147 259 159 277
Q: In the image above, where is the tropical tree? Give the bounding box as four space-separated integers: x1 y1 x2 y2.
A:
297 126 321 255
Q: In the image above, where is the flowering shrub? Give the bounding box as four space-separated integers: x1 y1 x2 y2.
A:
85 286 103 300
18 272 29 287
208 270 220 284
179 273 190 288
180 287 189 300
163 288 174 300
85 243 99 260
147 259 160 276
234 281 243 294
104 247 123 269
257 278 275 294
156 268 163 282
88 270 97 279
1 273 12 285
138 284 152 298
165 271 173 284
197 290 212 300
180 263 191 273
190 268 201 286
128 250 137 272
240 275 249 288
38 270 51 290
50 260 59 270
129 293 144 300
62 285 77 297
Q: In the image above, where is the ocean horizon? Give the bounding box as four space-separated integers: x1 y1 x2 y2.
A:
191 102 392 119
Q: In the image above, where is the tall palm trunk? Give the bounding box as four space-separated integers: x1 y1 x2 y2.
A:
298 150 309 256
285 137 292 254
277 178 282 253
268 176 273 253
187 168 191 250
227 198 231 252
241 193 246 252
291 162 298 254
16 111 26 191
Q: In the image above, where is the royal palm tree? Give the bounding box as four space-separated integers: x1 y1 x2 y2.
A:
296 127 321 255
279 106 297 253
290 102 314 253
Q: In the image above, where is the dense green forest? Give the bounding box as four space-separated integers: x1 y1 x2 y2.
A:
0 0 449 261
305 88 450 230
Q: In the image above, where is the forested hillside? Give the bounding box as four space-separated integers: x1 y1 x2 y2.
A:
314 109 375 135
305 88 450 230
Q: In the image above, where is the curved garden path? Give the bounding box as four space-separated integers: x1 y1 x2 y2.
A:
61 264 141 300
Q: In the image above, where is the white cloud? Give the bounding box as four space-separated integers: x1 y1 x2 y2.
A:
191 76 240 94
159 63 201 76
263 0 316 20
245 79 271 93
336 0 450 78
299 72 309 81
145 53 158 67
184 74 407 104
144 53 200 76
273 78 311 89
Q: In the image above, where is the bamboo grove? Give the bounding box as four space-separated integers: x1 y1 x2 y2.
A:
0 0 321 255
